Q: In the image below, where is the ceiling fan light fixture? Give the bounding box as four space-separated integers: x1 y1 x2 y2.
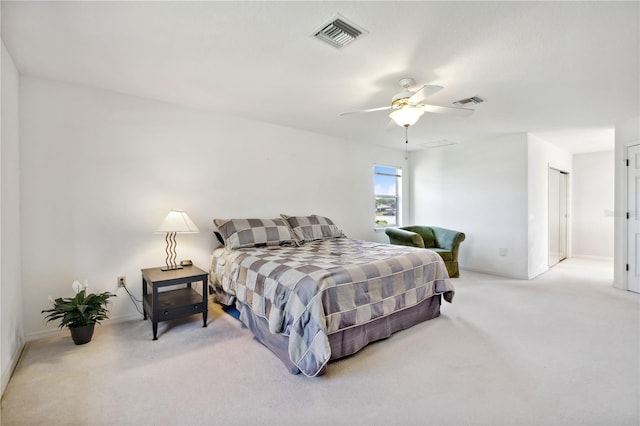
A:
389 107 424 127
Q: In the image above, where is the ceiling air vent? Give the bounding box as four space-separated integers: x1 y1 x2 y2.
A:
312 14 368 49
419 140 459 149
453 96 485 107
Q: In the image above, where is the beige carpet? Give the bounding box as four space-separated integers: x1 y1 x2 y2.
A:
1 258 638 426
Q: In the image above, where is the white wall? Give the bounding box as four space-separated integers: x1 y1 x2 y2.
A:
411 133 530 279
527 134 572 278
19 76 409 339
572 151 614 259
1 41 23 395
411 133 573 280
614 115 640 290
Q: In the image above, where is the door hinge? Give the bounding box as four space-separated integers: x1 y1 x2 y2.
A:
626 159 630 166
626 264 629 271
627 212 630 219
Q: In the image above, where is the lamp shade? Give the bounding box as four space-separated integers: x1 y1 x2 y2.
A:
155 210 200 234
389 107 424 127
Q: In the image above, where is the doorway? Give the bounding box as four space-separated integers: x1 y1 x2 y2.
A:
549 167 569 267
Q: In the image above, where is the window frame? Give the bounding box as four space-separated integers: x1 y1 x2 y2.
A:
373 164 402 229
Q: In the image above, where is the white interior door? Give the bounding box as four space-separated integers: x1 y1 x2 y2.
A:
549 168 569 268
559 171 568 260
549 169 561 267
627 145 640 293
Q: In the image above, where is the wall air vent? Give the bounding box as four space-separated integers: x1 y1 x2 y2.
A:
453 96 485 107
312 14 368 49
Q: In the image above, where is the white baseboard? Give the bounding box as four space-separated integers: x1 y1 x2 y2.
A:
571 255 614 262
1 339 25 398
26 327 68 342
25 312 142 342
459 266 529 280
109 312 144 325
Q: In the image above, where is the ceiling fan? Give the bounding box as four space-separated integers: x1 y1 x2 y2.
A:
340 77 474 128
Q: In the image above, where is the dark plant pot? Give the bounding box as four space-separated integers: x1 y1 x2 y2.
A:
69 323 95 345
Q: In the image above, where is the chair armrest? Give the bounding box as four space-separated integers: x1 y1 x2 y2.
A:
384 228 425 248
431 226 465 255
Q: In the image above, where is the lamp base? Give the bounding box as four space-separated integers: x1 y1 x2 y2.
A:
161 266 183 271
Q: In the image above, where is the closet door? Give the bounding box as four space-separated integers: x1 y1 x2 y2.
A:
558 171 568 261
549 168 569 267
627 144 640 293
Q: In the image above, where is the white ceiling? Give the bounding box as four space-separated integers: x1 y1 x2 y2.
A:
2 1 638 153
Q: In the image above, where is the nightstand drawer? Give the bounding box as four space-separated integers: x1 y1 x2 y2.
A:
159 302 205 321
143 287 204 322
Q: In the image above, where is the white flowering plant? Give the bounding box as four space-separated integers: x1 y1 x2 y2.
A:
42 280 116 328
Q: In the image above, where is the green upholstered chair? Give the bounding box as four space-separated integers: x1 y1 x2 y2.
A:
384 226 466 278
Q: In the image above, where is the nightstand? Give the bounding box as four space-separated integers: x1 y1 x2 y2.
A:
141 265 209 340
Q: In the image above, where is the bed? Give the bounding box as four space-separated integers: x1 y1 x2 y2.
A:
209 215 455 377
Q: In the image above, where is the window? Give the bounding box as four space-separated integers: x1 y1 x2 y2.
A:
374 165 402 228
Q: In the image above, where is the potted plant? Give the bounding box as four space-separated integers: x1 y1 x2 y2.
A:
42 280 116 345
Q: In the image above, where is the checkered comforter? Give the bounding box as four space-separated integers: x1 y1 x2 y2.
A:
209 238 455 377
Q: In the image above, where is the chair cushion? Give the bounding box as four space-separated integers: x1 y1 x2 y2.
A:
429 248 453 261
403 226 437 248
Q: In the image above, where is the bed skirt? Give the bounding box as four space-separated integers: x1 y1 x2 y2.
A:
236 294 442 375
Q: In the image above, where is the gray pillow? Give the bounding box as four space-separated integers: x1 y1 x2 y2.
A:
213 218 295 249
281 214 344 244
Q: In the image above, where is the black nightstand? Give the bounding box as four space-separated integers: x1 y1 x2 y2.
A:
141 265 209 340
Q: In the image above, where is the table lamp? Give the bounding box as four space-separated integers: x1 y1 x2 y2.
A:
155 209 200 271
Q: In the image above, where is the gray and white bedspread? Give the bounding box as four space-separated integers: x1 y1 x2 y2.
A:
209 238 455 377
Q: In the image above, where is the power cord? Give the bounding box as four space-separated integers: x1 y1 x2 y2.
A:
121 283 144 316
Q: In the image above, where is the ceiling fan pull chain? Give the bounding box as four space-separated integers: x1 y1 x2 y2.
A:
405 125 409 160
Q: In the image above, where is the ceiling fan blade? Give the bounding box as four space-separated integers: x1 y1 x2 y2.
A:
340 106 391 116
420 104 474 116
408 85 444 104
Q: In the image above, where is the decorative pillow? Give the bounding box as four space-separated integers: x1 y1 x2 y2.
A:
213 218 295 249
281 214 344 243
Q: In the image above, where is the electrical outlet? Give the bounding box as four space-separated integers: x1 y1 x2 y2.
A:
499 248 507 256
118 276 127 288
